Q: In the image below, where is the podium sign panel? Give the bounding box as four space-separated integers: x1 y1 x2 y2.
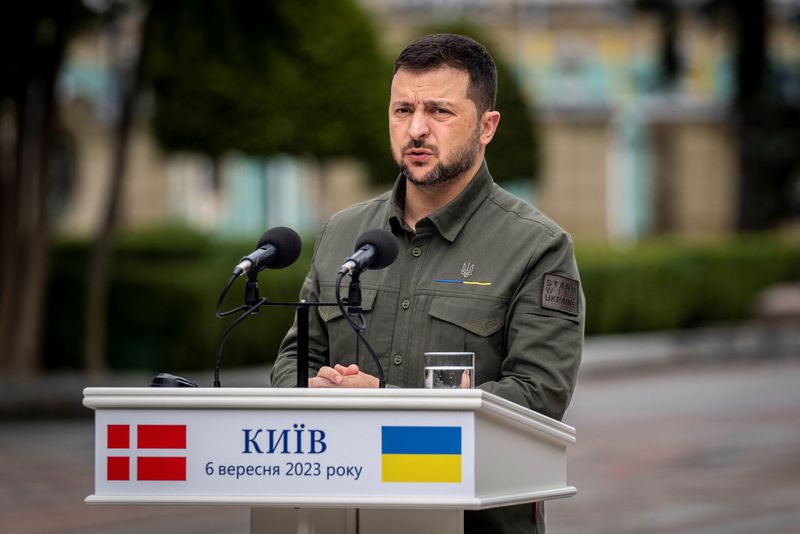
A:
85 387 575 533
95 409 475 499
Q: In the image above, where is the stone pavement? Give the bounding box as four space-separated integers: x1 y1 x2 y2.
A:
0 418 249 534
548 358 800 533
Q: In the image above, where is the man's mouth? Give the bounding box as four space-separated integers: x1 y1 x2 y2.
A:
405 147 435 162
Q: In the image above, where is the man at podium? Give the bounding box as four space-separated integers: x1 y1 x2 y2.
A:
271 33 584 534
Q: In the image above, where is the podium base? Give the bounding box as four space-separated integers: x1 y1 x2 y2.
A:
250 507 463 534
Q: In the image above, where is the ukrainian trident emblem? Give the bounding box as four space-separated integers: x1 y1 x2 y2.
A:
461 262 475 279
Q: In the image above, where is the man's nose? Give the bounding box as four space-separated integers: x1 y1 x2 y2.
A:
408 110 429 140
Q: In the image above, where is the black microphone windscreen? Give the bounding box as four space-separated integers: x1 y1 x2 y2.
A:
256 226 302 269
355 229 399 270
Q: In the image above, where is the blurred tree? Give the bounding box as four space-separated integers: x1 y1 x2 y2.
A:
634 0 683 90
638 0 800 229
0 1 92 373
700 0 800 230
143 0 393 183
85 1 155 374
81 0 393 373
412 23 539 184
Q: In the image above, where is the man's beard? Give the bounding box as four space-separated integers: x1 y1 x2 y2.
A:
396 128 481 188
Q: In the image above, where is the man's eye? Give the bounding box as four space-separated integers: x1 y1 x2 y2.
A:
394 108 410 115
433 108 452 116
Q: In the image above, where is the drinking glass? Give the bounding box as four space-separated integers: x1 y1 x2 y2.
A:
423 352 474 389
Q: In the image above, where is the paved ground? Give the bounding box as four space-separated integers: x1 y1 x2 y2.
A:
0 419 249 534
548 359 800 533
2 358 799 533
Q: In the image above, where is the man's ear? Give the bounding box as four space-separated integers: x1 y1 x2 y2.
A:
479 110 501 146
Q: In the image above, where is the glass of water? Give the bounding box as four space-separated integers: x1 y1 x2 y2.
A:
424 352 474 389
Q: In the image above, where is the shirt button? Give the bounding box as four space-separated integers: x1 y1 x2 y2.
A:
411 247 422 257
401 299 410 310
392 353 403 365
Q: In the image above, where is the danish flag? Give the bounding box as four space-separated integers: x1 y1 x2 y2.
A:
106 424 187 481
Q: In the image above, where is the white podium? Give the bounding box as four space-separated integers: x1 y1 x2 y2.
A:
84 388 576 533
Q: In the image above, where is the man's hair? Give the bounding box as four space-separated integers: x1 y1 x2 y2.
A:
393 33 497 115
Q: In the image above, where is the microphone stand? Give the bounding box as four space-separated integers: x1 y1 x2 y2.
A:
244 271 261 309
215 272 339 388
257 300 340 388
215 271 385 389
335 271 385 388
296 301 309 388
345 272 367 330
213 296 268 388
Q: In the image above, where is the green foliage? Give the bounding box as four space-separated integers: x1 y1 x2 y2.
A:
577 237 800 334
408 21 539 183
144 0 394 180
44 227 314 377
43 231 800 373
488 46 539 183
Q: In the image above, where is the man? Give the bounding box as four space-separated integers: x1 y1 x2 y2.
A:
271 33 584 533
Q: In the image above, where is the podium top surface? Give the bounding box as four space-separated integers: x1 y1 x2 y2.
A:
83 387 575 446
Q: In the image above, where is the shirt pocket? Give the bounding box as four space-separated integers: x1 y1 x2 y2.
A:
427 296 507 384
318 285 383 369
525 306 582 325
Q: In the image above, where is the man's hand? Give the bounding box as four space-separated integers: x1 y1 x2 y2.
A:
309 363 379 388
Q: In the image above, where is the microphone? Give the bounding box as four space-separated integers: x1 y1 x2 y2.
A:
335 229 397 389
339 229 399 275
233 226 302 276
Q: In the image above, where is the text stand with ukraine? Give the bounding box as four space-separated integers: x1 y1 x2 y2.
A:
84 387 576 534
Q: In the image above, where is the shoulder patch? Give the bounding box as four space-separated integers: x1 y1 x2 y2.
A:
542 273 579 316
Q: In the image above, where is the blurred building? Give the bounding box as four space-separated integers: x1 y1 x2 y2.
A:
53 12 376 240
364 0 798 241
50 0 800 242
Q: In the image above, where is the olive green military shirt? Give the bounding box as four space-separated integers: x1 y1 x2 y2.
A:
271 161 584 422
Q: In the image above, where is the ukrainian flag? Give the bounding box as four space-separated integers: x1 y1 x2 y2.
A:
381 426 461 483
